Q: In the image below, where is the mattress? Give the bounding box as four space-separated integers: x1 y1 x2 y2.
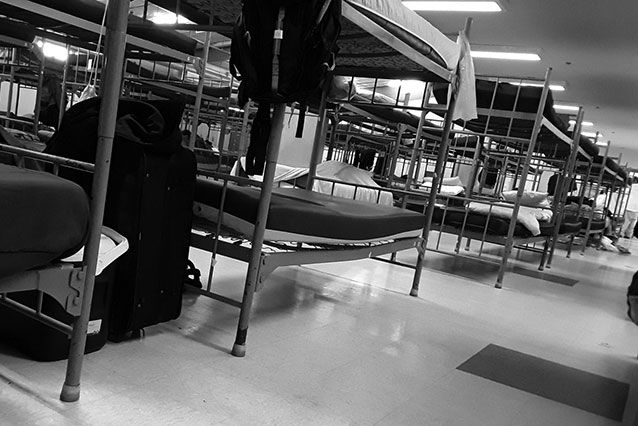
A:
432 80 601 160
0 164 89 280
579 217 606 232
559 221 582 234
432 209 553 239
343 0 459 71
192 178 424 244
196 0 458 79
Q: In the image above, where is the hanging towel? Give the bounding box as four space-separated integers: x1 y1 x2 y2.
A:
451 31 477 121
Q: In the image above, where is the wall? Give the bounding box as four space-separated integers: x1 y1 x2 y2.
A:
0 82 37 117
277 107 318 168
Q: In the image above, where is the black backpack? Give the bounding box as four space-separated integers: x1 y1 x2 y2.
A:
230 0 341 174
628 271 638 325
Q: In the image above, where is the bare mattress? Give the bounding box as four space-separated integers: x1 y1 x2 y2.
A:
193 178 424 244
0 164 89 280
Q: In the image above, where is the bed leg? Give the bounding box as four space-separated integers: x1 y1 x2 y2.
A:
231 294 253 358
410 244 426 297
538 238 549 271
465 238 471 251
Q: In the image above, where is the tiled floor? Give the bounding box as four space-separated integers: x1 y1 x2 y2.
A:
1 237 637 425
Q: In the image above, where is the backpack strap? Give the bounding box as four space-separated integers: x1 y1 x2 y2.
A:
295 103 306 138
271 7 286 94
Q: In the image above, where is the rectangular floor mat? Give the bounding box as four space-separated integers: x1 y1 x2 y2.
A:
457 344 629 421
511 266 578 286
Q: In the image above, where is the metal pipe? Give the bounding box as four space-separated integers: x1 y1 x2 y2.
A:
410 17 472 297
189 19 213 149
496 67 553 287
61 0 129 403
232 103 286 357
546 107 584 269
307 77 332 190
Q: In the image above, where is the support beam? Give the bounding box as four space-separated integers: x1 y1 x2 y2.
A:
60 0 129 403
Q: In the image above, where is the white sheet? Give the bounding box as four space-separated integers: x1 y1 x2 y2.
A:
313 161 394 206
415 183 465 197
235 159 394 206
467 202 552 237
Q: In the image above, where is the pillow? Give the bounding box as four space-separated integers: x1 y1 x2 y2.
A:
502 190 549 207
422 176 464 187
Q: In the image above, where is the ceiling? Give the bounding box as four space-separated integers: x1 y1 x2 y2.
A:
416 0 638 167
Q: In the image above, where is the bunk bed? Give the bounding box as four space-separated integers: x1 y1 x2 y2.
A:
177 0 472 356
413 74 592 287
0 0 130 402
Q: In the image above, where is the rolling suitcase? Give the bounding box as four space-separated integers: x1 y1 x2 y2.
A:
44 98 195 339
107 145 196 338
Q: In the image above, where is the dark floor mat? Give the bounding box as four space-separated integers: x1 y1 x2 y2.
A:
457 344 630 421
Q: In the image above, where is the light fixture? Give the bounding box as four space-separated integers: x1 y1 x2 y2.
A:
403 1 502 12
553 104 579 112
582 131 602 139
471 51 541 61
37 41 68 62
510 81 565 92
150 11 192 25
569 119 593 127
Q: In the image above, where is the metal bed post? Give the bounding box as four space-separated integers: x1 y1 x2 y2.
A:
32 51 46 134
307 78 332 191
410 17 472 297
546 107 584 269
402 107 429 206
387 124 405 187
581 140 609 255
231 103 286 358
189 15 213 150
60 0 129 402
59 44 69 128
466 137 483 194
495 68 552 288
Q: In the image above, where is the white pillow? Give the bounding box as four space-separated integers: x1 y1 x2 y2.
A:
502 190 549 207
422 176 464 187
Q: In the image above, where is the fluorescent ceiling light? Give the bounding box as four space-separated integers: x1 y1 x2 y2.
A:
553 104 579 112
471 51 541 61
569 120 594 127
36 41 68 61
150 11 193 25
582 131 602 139
510 81 565 92
403 1 501 12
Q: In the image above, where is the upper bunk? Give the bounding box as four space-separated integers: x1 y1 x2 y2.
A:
174 0 463 83
431 77 599 163
0 0 205 63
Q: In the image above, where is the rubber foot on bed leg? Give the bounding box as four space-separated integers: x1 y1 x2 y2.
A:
231 343 246 358
495 282 502 289
409 288 419 297
60 383 80 402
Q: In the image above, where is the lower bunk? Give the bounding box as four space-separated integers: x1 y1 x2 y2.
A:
188 173 426 356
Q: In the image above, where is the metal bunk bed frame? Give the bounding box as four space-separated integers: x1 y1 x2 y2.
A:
0 0 129 402
182 4 472 355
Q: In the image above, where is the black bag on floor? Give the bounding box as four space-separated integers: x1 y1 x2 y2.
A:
45 98 196 338
628 271 638 325
0 265 115 361
230 0 341 174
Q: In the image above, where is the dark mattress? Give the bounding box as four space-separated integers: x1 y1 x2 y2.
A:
194 179 424 242
433 80 600 160
431 208 553 239
0 165 89 280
